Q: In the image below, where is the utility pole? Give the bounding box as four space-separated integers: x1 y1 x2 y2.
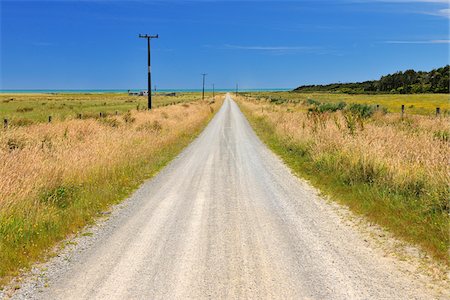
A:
201 73 207 100
212 84 215 99
139 33 159 110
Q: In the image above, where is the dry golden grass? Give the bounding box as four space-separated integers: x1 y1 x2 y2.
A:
0 97 223 285
238 96 449 262
1 102 206 209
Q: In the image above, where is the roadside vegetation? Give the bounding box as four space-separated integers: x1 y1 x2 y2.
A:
0 95 222 286
237 94 449 263
0 92 205 124
242 91 449 116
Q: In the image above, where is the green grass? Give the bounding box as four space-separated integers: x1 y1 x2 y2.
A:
0 92 210 124
243 91 449 115
239 103 449 264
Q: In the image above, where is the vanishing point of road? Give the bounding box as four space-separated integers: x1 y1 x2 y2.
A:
15 94 434 299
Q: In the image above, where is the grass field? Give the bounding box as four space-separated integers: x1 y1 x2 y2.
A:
237 94 449 264
242 91 449 116
0 92 211 124
0 95 222 286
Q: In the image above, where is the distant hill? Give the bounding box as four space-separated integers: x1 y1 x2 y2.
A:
293 65 449 94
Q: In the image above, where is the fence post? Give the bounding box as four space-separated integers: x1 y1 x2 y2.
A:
401 104 405 119
436 107 440 117
3 118 8 129
99 112 103 118
48 116 52 123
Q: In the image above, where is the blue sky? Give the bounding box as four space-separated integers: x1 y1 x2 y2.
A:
0 0 448 90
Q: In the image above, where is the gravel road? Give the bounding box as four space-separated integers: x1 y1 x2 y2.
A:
9 94 439 299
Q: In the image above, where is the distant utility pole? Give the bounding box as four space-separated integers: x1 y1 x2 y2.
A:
201 73 207 100
139 33 159 110
212 84 215 99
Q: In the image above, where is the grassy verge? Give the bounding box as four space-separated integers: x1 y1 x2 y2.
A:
238 97 449 264
0 97 223 286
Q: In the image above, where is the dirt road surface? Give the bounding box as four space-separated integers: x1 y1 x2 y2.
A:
10 94 438 299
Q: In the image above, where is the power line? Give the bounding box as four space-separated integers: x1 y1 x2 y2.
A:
201 73 207 100
139 34 159 110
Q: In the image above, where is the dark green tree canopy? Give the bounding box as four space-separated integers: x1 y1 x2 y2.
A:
293 65 449 94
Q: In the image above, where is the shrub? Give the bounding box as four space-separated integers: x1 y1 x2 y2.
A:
317 102 346 113
306 99 346 114
306 99 320 106
347 103 376 119
268 97 285 105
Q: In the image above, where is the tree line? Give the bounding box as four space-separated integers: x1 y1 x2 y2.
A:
293 65 449 94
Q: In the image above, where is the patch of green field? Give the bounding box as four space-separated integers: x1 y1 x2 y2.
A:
243 92 449 115
0 92 209 124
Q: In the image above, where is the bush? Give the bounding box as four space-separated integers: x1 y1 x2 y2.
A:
268 97 286 105
306 99 320 106
307 100 347 114
347 103 376 119
318 102 346 113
